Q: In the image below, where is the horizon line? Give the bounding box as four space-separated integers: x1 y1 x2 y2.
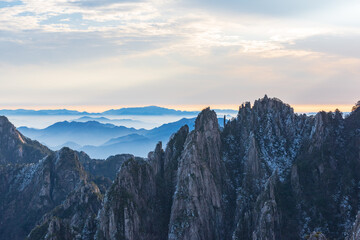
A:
0 104 355 113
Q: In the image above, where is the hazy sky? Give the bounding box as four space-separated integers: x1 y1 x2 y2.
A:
0 0 359 111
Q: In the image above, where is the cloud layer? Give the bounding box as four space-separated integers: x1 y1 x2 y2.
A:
0 0 359 110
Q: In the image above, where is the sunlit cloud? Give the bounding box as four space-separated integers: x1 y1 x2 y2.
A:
0 0 359 110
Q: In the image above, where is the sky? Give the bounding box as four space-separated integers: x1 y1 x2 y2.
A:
0 0 359 112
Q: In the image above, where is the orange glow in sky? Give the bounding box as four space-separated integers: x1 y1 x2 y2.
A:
0 104 354 113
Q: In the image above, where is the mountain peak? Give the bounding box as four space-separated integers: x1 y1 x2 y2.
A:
0 115 16 133
352 100 360 112
0 116 20 139
55 147 84 169
195 107 218 132
255 94 285 105
253 95 294 114
0 116 50 164
0 115 9 124
0 116 25 144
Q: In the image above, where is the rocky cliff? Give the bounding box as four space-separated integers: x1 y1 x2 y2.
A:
0 147 88 239
1 96 360 240
168 108 228 240
96 125 189 240
28 181 103 240
0 116 51 164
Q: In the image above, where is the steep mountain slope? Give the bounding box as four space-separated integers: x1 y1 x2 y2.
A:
168 108 229 240
79 153 134 181
0 148 88 239
221 96 314 239
28 181 103 240
95 97 360 240
96 125 189 240
0 117 130 240
221 97 360 239
1 96 360 240
0 116 51 164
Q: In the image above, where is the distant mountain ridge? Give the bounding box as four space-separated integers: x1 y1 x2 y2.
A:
0 106 238 116
74 116 144 125
17 118 225 158
18 120 145 146
102 106 199 115
0 109 93 116
0 106 198 116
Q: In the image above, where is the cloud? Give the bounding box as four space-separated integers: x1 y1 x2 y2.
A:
0 0 359 109
0 30 122 64
70 0 142 8
181 0 355 17
0 0 23 8
287 34 360 58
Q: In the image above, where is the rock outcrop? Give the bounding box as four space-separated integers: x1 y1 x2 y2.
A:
348 212 360 240
0 147 88 240
168 108 228 240
80 153 133 181
0 116 51 164
28 181 102 240
96 125 189 240
2 96 360 240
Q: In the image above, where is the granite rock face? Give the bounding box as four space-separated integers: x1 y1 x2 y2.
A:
0 116 51 164
2 96 360 240
28 181 103 240
80 153 133 181
348 212 360 240
96 125 189 240
0 147 88 240
168 108 228 240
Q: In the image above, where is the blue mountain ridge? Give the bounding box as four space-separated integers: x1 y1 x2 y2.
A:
18 117 226 158
0 106 238 116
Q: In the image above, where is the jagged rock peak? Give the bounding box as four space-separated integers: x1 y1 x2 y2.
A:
148 141 164 176
0 115 51 164
352 100 360 112
0 115 10 125
239 101 251 111
164 125 189 162
96 156 159 240
148 141 164 160
237 95 295 120
168 107 225 240
55 147 85 168
253 95 293 113
0 115 26 143
155 141 163 152
194 107 219 132
0 145 88 239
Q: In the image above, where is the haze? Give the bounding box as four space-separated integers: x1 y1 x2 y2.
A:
0 0 359 111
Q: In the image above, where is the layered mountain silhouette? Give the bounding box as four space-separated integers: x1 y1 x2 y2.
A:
1 96 360 240
18 118 224 158
74 116 144 127
18 121 147 146
0 106 199 116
